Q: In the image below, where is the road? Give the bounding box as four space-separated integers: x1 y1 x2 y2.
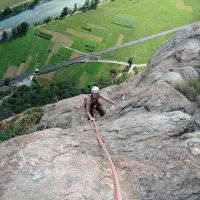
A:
83 59 146 67
1 21 200 86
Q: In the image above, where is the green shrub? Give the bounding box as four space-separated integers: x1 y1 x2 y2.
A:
0 88 12 98
133 67 139 75
43 16 52 23
36 125 45 131
175 81 197 101
188 78 200 95
94 73 114 89
0 107 44 142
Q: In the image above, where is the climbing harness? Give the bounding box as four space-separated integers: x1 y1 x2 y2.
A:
92 117 122 200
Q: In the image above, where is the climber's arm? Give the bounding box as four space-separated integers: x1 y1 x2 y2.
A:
99 94 116 105
85 96 94 120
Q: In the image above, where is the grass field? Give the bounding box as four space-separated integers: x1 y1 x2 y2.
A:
0 31 51 78
112 15 136 28
42 0 200 87
101 33 175 64
45 0 200 47
0 0 200 88
0 0 27 10
53 62 120 88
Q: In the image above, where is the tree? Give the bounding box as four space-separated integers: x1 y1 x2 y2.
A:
85 0 91 8
12 27 18 36
34 0 40 4
2 31 8 40
12 22 29 36
4 78 10 86
20 22 29 33
94 73 114 89
91 0 99 9
61 7 70 18
127 57 133 67
2 7 12 17
43 16 52 23
133 67 139 75
90 0 96 9
74 3 77 12
110 69 117 78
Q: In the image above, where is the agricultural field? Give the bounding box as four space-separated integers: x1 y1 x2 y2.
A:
45 0 200 46
0 0 200 88
0 0 27 10
112 15 136 28
101 34 175 64
0 30 52 79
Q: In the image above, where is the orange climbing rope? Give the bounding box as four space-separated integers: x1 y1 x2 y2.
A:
92 119 122 200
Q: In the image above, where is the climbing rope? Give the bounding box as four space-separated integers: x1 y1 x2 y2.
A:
92 119 122 200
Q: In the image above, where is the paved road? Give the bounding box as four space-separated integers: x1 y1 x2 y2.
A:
83 59 146 67
1 21 200 86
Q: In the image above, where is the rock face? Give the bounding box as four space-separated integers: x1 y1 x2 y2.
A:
1 25 200 200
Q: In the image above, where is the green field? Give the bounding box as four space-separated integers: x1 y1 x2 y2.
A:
101 34 175 64
53 62 119 88
112 15 136 28
0 0 27 10
0 0 200 87
45 0 200 46
0 31 52 78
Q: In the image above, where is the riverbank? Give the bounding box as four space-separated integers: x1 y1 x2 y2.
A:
0 0 29 10
0 0 39 21
0 0 85 34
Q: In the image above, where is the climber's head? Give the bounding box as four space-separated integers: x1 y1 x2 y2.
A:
91 86 100 97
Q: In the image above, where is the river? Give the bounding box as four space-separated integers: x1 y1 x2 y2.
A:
0 0 85 32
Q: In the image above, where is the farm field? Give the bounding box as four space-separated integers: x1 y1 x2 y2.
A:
0 0 200 88
0 31 52 79
0 0 27 10
44 0 200 46
101 34 174 64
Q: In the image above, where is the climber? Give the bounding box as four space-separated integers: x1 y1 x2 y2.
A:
85 86 116 121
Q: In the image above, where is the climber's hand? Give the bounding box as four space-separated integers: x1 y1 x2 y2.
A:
89 117 95 122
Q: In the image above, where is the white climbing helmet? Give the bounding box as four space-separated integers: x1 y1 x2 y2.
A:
91 86 100 94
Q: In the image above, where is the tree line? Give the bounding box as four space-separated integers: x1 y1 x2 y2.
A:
0 79 80 120
2 21 29 41
0 60 135 120
0 0 40 20
1 0 101 41
60 0 100 19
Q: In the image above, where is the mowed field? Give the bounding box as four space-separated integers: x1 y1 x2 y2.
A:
44 0 200 46
0 31 52 79
0 0 200 87
0 0 27 10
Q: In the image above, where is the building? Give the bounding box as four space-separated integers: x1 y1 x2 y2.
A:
10 69 39 87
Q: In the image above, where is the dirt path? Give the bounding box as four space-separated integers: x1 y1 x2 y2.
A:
17 55 32 75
